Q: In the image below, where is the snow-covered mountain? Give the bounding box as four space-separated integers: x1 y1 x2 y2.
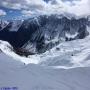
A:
0 14 90 55
0 37 90 90
0 20 23 32
0 14 90 90
0 25 90 68
0 20 9 31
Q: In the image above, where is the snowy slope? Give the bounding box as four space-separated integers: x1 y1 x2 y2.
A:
0 40 40 64
9 20 23 31
35 26 90 68
0 53 90 90
0 20 9 31
0 25 90 90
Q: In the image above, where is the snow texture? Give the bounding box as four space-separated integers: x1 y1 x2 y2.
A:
0 24 90 90
0 53 90 90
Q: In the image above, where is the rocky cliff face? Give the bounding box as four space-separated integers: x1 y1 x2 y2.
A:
0 15 89 55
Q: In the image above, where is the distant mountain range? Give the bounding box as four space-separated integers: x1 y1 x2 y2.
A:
0 14 90 55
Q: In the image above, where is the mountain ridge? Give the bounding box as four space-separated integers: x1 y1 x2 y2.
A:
0 14 90 55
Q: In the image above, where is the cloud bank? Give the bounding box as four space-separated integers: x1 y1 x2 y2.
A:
0 0 90 16
0 9 6 16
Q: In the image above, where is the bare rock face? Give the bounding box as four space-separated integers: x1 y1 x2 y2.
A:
0 14 89 55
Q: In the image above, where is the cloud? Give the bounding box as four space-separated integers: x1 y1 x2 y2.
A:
0 0 45 10
1 0 25 10
67 0 90 16
21 10 34 16
0 9 6 16
0 0 90 16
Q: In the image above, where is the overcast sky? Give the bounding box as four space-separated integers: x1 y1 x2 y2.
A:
0 0 90 20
